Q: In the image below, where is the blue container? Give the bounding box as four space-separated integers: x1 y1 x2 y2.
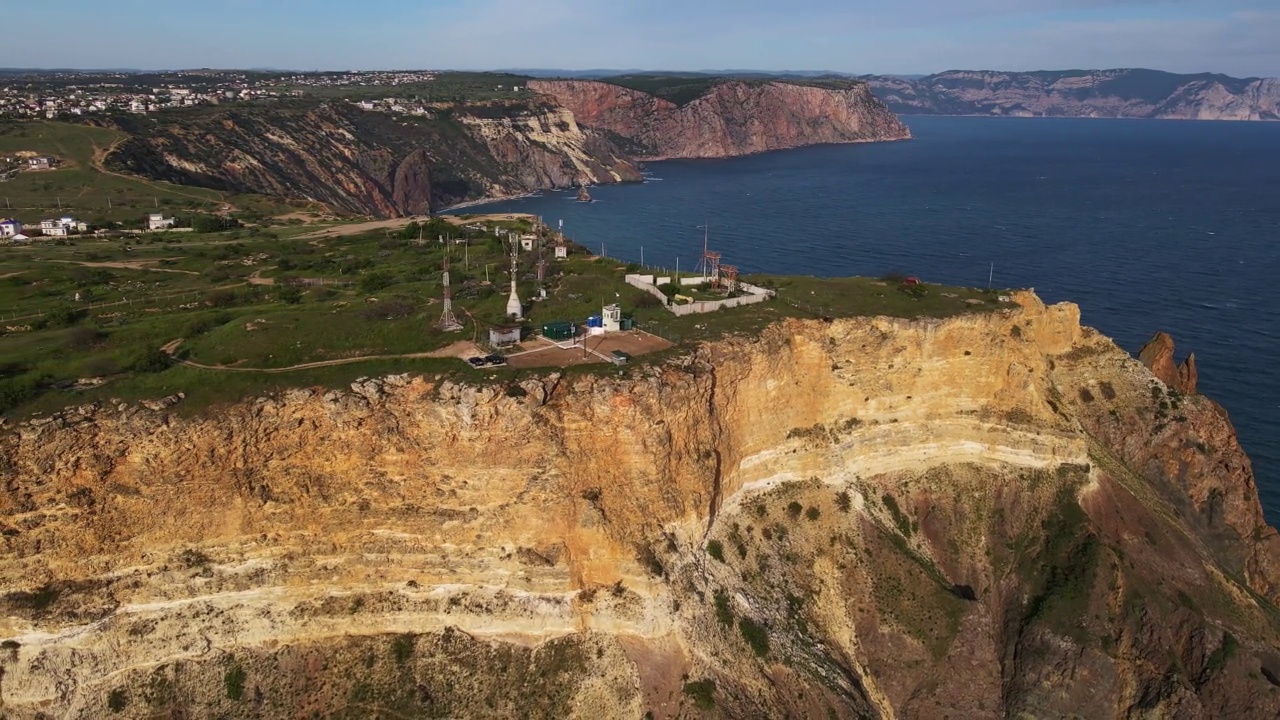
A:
587 316 602 328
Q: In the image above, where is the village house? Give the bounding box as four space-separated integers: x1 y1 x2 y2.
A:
147 213 177 230
0 219 22 238
27 156 57 170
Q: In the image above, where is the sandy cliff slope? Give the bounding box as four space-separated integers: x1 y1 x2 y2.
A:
3 292 1280 718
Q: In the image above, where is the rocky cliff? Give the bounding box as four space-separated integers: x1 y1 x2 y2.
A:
4 293 1280 718
863 69 1280 120
528 78 911 160
102 100 642 217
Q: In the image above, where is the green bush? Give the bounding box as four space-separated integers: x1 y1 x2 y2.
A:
738 617 770 657
130 348 172 374
107 688 128 712
224 665 246 700
707 540 725 562
713 591 733 627
806 506 821 521
277 286 303 304
391 634 415 665
359 271 395 294
786 501 803 519
682 679 716 710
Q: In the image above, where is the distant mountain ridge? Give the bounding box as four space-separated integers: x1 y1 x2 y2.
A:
859 68 1280 120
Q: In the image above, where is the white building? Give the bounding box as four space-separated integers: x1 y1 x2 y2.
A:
0 219 22 238
603 303 623 332
147 213 177 230
554 243 568 259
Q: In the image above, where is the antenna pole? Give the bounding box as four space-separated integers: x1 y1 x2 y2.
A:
988 263 994 290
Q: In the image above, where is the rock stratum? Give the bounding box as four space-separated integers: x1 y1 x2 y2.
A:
101 100 643 218
862 68 1280 120
98 78 909 217
528 78 911 160
4 292 1280 718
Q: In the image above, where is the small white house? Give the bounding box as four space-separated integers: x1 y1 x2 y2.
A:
520 234 535 252
0 219 22 238
147 213 176 231
603 303 623 332
42 225 68 237
554 243 568 260
27 156 56 170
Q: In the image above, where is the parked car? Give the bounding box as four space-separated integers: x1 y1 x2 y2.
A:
484 354 507 366
467 356 487 367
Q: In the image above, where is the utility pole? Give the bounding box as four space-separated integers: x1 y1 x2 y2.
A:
988 263 994 290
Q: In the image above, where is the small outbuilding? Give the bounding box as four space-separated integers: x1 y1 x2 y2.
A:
488 325 523 348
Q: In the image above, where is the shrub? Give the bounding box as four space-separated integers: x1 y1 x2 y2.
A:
682 679 716 710
66 326 107 350
359 270 395 294
204 289 238 307
505 384 528 398
360 297 416 321
836 491 852 513
391 634 415 665
738 617 770 657
129 348 171 374
806 507 821 521
633 291 663 309
714 591 733 627
277 286 303 305
45 305 87 328
224 665 246 700
707 540 725 562
107 688 128 712
786 501 803 519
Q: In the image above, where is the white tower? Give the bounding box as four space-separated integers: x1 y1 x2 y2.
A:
439 252 462 332
505 236 523 320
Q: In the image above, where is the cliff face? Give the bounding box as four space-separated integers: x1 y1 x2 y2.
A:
528 79 911 160
864 69 1280 120
103 100 642 217
4 293 1280 718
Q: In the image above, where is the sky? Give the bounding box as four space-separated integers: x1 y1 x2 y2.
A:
3 0 1278 78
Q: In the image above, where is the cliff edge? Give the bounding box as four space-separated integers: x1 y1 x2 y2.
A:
2 292 1279 718
528 78 912 160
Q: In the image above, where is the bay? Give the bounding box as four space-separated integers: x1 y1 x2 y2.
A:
451 116 1280 524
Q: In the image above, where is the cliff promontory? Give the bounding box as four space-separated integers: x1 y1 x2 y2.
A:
3 293 1280 718
528 78 912 160
863 68 1280 120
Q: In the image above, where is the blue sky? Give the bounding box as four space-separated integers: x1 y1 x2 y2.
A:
3 1 1278 77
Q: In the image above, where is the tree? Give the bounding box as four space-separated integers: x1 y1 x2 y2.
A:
359 271 395 294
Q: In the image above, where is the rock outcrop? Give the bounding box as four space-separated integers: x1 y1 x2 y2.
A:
1139 331 1199 395
862 69 1280 120
528 79 911 160
102 100 642 217
3 293 1280 718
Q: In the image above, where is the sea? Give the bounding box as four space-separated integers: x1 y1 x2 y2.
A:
449 116 1280 525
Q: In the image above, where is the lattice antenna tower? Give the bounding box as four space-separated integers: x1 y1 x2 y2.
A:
438 247 463 332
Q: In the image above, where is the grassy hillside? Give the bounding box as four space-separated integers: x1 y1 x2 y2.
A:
0 121 296 224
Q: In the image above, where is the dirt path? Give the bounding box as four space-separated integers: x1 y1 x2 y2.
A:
295 217 420 240
247 268 276 286
162 339 463 374
48 258 200 275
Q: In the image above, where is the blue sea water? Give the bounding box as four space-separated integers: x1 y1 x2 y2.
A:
453 116 1280 524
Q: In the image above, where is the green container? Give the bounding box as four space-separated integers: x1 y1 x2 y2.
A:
542 321 576 340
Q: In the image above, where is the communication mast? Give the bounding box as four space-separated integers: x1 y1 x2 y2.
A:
505 233 523 320
439 251 463 332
